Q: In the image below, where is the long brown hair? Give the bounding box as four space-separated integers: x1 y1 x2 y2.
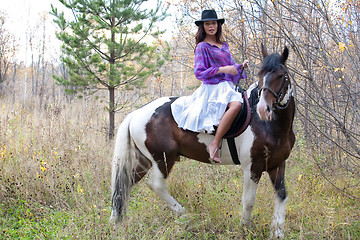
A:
195 22 223 45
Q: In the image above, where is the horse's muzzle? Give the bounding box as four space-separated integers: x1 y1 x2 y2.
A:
257 98 273 121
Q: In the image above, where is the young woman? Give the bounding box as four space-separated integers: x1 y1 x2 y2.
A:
171 9 248 163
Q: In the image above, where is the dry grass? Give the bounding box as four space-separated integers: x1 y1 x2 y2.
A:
0 96 359 239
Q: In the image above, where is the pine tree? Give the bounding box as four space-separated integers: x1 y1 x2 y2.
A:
51 0 168 139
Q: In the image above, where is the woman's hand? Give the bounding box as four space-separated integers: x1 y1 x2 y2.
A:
242 60 249 68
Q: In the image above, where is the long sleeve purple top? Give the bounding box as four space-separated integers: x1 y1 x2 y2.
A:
194 42 247 85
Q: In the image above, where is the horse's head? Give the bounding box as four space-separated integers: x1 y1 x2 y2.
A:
257 44 291 121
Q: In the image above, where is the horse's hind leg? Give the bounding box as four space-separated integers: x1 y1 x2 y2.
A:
268 161 287 239
134 148 152 184
147 152 186 216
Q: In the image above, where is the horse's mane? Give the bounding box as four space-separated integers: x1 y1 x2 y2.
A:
259 53 283 76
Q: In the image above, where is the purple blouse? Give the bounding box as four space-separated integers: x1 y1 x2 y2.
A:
194 42 247 85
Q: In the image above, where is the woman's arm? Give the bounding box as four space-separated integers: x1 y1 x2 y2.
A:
217 65 238 75
217 59 248 75
194 43 220 81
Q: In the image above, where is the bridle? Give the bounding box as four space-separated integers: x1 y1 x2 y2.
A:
258 69 292 110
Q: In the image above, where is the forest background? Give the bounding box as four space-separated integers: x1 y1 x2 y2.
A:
0 0 359 239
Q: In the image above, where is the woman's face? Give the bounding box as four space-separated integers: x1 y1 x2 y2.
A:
203 21 218 36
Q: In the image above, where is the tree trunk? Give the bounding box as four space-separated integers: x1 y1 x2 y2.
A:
109 9 116 140
108 86 115 139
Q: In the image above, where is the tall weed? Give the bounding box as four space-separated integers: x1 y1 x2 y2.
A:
0 97 359 239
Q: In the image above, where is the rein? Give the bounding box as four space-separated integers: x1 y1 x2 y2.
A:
258 72 292 110
235 66 245 93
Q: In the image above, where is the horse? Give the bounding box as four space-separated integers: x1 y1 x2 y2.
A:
110 44 295 238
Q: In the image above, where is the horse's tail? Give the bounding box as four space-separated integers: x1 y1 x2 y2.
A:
110 112 136 223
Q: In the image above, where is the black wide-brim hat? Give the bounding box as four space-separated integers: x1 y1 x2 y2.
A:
195 9 225 26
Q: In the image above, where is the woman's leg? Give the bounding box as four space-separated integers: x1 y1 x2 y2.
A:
208 101 242 163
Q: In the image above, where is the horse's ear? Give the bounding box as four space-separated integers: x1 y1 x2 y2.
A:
261 43 268 58
281 46 289 63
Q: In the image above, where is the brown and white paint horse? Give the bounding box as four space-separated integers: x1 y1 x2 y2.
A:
111 45 295 238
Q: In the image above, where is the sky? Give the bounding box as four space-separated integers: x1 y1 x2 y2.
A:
0 0 62 40
0 0 62 61
0 0 177 63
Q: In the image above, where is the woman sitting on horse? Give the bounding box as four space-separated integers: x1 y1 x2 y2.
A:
171 9 249 163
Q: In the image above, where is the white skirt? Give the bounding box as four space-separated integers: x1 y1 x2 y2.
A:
171 81 243 133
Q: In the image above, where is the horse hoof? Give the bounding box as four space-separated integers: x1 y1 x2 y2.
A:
241 217 251 227
175 214 188 225
271 224 285 239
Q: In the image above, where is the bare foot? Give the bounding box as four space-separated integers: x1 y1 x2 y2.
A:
208 142 221 163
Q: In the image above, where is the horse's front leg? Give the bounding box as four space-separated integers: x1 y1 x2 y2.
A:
268 161 287 239
241 163 260 226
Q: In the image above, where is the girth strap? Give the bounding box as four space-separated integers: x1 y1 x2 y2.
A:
227 138 240 165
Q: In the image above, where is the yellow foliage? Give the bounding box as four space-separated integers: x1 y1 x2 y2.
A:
77 185 84 194
334 67 344 72
338 42 345 52
0 145 7 160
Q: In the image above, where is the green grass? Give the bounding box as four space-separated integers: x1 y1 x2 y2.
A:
0 199 114 239
0 99 359 239
1 161 359 239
